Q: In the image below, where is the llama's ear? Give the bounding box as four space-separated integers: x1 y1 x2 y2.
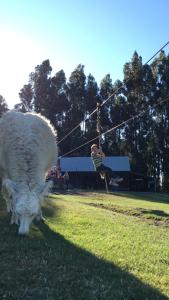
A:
2 179 17 197
36 181 53 202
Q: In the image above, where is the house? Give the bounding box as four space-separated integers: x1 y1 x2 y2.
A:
59 156 130 190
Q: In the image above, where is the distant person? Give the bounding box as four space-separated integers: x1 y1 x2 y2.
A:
46 166 57 185
56 165 62 179
90 144 123 186
63 171 69 190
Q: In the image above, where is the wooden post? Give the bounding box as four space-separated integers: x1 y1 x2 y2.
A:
104 173 109 193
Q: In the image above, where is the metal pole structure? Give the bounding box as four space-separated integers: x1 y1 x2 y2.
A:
104 174 109 193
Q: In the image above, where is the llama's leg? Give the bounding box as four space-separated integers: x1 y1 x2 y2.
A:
10 212 19 225
36 208 45 222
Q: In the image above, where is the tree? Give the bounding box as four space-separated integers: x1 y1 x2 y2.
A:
0 95 8 116
15 84 33 112
63 64 86 155
99 74 114 154
109 79 127 155
150 51 169 191
16 52 169 189
85 74 99 113
45 69 69 127
123 52 149 174
30 59 52 114
48 69 70 156
83 74 100 148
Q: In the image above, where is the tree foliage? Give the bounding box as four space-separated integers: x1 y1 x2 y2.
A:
13 51 169 191
0 95 8 116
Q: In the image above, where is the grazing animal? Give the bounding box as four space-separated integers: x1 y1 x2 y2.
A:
0 111 57 235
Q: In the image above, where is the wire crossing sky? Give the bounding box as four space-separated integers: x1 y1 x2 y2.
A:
61 94 169 157
0 0 169 108
57 41 169 146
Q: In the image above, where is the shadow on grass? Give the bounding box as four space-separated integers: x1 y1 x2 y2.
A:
141 209 169 219
42 199 59 218
0 218 168 299
110 191 169 205
52 190 169 206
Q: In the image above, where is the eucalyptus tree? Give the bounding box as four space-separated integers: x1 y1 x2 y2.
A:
64 64 86 155
83 73 100 151
29 59 52 114
150 51 169 191
99 74 114 154
15 83 33 112
0 95 8 116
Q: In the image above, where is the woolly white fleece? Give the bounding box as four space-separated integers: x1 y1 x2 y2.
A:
0 111 57 234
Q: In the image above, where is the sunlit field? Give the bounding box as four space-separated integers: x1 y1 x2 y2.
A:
0 191 169 299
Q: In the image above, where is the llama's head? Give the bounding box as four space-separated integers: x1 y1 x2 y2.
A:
2 179 52 235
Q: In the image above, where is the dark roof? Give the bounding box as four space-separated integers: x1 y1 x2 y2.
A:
60 156 130 172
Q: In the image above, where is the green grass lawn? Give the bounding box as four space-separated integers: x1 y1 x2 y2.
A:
0 191 169 299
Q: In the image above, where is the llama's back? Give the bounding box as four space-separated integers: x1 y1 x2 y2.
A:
0 111 57 185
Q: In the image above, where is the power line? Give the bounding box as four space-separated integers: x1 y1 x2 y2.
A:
58 41 169 145
145 41 169 64
61 96 169 157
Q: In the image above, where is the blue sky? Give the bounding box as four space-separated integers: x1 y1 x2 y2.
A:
0 0 169 108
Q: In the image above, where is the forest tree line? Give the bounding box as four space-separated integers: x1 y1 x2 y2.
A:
0 50 169 191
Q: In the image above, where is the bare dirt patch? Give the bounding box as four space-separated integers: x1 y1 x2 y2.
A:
86 202 169 227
